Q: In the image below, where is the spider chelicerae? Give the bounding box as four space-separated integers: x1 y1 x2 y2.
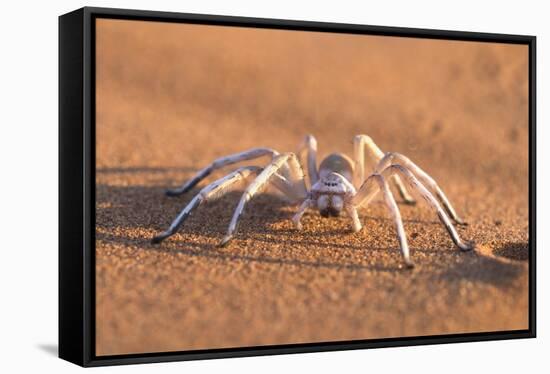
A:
151 134 474 267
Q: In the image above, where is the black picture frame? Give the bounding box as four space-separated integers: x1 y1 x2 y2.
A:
59 6 537 367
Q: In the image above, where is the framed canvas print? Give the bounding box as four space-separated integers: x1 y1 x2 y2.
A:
59 6 536 367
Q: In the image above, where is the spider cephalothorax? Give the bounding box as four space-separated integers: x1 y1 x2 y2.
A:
151 134 474 268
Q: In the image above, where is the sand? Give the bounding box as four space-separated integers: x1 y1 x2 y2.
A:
95 19 530 356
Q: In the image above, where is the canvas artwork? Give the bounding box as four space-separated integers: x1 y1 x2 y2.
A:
93 18 530 356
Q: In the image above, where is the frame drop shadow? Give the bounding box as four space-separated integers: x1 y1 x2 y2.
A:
37 344 58 357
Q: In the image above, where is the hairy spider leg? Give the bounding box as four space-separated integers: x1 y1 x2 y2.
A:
353 173 412 267
152 166 262 243
165 148 279 196
220 153 307 246
298 134 319 187
351 165 474 267
375 152 467 225
353 134 416 204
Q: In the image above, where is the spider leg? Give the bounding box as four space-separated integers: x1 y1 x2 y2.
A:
298 134 319 186
344 204 362 233
165 148 279 196
375 152 467 225
291 199 314 230
350 174 413 267
277 149 309 200
151 166 262 244
220 153 307 246
382 164 474 251
353 135 416 204
271 172 309 203
378 164 474 251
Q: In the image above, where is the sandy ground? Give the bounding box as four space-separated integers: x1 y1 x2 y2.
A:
95 19 530 356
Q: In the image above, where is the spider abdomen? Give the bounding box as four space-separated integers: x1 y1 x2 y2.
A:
318 153 354 182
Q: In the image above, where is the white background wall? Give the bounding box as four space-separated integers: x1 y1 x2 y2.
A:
0 0 546 372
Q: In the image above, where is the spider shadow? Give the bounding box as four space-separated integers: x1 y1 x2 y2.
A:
96 228 529 285
96 169 446 273
96 184 296 232
432 242 528 288
96 175 445 249
96 167 528 284
97 165 443 235
493 242 529 262
96 172 435 237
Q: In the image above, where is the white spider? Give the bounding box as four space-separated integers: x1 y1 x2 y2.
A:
151 135 474 267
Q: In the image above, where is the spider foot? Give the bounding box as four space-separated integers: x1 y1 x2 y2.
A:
292 219 303 230
403 198 417 206
219 234 234 247
151 231 171 244
458 240 475 251
454 217 468 226
165 188 187 197
404 258 415 269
